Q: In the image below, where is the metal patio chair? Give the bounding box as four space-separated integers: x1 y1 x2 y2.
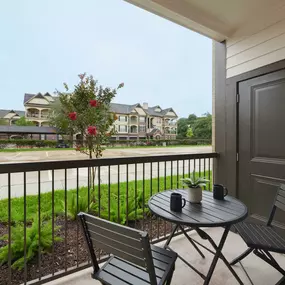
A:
230 184 285 284
78 212 177 285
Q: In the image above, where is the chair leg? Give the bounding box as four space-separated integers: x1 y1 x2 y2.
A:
230 248 253 265
165 268 174 285
254 250 285 276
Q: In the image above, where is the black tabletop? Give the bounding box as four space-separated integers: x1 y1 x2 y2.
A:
148 189 248 227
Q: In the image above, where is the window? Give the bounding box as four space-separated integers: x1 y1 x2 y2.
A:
139 126 146 132
156 118 161 124
119 125 127 132
139 117 146 123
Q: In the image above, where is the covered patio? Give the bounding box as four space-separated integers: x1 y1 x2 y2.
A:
2 0 285 284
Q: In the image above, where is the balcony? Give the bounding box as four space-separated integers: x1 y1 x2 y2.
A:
1 152 285 285
26 113 40 118
26 114 49 119
129 125 138 133
165 120 177 126
129 116 138 125
0 153 217 284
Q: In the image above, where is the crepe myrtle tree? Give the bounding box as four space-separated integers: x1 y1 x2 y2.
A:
50 73 123 159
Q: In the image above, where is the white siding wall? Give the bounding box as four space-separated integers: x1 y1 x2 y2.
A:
226 7 285 78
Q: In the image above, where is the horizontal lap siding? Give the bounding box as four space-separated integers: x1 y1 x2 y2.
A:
226 17 285 78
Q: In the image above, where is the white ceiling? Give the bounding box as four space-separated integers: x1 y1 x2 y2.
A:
125 0 285 41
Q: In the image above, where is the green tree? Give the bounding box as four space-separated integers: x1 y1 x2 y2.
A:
192 113 212 139
50 73 124 159
15 117 35 126
186 127 193 138
177 118 189 138
188 114 197 125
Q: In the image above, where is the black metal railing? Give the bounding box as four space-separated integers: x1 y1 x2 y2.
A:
0 152 218 285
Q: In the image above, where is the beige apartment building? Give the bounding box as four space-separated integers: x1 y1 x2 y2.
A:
111 102 178 140
0 109 25 125
24 93 54 127
0 93 178 140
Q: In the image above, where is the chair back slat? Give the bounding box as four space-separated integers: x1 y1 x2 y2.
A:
82 213 146 267
275 200 285 212
84 213 142 239
275 184 285 212
87 222 143 249
89 236 146 267
278 188 285 199
78 213 157 284
268 184 285 226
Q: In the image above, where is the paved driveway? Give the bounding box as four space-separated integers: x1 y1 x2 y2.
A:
0 146 212 163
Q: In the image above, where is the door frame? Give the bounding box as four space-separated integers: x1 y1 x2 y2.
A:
214 41 285 198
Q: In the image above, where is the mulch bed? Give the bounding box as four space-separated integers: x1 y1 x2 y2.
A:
0 216 173 285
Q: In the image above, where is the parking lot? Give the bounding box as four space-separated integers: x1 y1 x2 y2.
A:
0 146 212 199
0 146 212 163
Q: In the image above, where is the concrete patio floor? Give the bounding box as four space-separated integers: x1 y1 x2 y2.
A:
48 227 285 285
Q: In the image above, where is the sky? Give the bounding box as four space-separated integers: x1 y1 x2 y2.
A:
0 0 212 118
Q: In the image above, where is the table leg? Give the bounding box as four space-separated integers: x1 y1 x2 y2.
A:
164 224 205 259
163 224 179 249
179 225 205 258
203 226 243 285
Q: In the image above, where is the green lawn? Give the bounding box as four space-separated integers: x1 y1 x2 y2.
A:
0 171 212 224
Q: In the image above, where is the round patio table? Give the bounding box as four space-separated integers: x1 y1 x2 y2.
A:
148 189 248 285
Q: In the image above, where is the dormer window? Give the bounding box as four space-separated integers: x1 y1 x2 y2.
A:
155 106 161 112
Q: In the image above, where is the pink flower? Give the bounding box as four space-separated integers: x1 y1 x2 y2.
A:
89 100 98 107
87 126 97 136
78 73 86 80
68 112 77 120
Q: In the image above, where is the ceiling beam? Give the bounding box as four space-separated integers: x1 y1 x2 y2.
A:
124 0 230 41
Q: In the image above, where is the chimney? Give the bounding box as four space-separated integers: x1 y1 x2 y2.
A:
143 102 148 109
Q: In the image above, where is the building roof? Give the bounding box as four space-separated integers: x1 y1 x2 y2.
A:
0 109 25 118
109 103 138 114
110 103 177 117
24 92 58 104
143 106 177 117
0 126 57 134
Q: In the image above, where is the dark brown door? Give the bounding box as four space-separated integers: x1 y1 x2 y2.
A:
238 69 285 229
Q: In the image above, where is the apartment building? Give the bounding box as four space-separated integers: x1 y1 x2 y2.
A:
24 93 54 127
0 93 178 140
112 102 178 140
0 109 25 125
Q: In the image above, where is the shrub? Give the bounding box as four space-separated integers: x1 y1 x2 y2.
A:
0 215 61 270
94 191 144 225
67 193 93 220
65 188 145 225
104 138 211 147
0 139 57 149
